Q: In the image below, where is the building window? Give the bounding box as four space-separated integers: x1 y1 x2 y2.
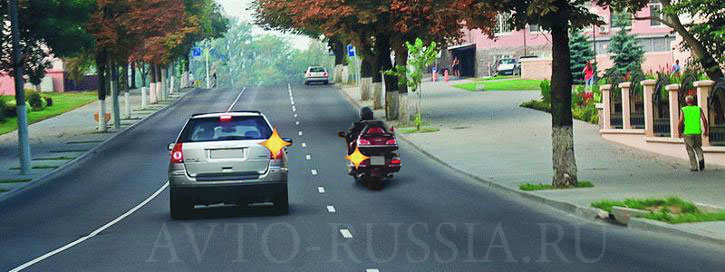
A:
495 13 513 34
610 9 632 28
649 3 662 26
529 24 540 32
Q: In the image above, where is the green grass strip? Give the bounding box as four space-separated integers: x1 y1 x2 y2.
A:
591 196 725 224
398 127 440 134
10 165 59 170
0 91 97 136
519 181 594 191
0 189 9 193
0 178 32 184
453 79 543 91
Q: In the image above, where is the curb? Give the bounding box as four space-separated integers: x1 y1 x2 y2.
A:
335 84 725 247
0 88 196 203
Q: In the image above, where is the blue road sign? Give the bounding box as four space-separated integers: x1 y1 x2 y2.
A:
192 47 202 59
347 45 355 57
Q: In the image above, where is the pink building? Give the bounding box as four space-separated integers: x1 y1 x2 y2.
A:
0 58 66 95
448 2 683 79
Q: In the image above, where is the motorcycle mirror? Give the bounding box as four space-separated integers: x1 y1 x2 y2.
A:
337 131 347 138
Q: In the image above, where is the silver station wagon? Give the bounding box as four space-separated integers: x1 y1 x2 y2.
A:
167 111 291 219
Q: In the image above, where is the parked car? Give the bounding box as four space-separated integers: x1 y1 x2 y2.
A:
494 58 519 76
304 66 329 85
167 111 292 219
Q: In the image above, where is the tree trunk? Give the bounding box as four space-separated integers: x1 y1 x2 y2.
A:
95 50 108 132
130 62 137 89
550 6 578 187
664 12 723 81
360 56 373 101
161 66 167 101
183 55 190 88
393 39 409 124
149 65 157 104
110 59 121 130
139 62 148 88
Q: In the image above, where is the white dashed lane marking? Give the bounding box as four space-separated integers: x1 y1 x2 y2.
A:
301 143 306 148
340 229 353 239
298 131 303 136
296 121 300 125
294 114 298 118
306 155 311 160
311 169 318 176
318 187 326 193
327 205 336 213
366 269 380 272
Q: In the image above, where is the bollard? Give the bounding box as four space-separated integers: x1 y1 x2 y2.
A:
141 87 147 109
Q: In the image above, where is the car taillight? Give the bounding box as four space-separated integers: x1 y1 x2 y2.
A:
220 115 232 122
390 156 401 165
358 138 371 145
270 149 284 160
170 143 183 163
385 139 397 145
323 72 328 77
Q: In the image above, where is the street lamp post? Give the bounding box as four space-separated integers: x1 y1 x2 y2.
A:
8 0 31 175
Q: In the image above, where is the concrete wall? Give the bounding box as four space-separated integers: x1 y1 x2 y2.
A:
0 58 65 95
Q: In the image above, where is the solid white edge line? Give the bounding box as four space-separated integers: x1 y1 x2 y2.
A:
340 229 353 239
317 186 325 193
326 205 336 213
227 87 247 112
10 181 170 272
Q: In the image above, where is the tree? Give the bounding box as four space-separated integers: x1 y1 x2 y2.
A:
0 0 95 87
605 27 645 79
617 0 723 81
569 29 595 85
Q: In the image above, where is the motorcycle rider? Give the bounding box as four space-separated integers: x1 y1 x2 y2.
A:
346 106 375 150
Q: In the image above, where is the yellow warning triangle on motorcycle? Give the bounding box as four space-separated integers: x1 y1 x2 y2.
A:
345 146 369 170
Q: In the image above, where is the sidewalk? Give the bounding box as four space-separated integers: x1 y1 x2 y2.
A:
338 80 725 246
0 87 191 195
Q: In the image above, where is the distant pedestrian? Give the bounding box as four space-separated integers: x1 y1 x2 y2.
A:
452 57 460 78
583 61 594 89
678 95 709 171
672 60 681 75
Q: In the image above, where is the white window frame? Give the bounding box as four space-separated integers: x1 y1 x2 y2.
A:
494 13 513 35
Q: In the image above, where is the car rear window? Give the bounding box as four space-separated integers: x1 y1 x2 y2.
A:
179 116 272 142
309 67 325 72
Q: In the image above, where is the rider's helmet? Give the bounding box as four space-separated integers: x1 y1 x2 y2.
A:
360 106 374 120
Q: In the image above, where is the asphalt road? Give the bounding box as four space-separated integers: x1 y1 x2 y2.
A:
1 83 724 271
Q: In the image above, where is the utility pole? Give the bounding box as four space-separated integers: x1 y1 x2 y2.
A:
9 0 31 175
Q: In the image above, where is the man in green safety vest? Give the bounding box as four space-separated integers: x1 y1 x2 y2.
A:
678 95 709 171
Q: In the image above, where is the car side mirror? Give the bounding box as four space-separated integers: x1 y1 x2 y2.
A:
168 143 175 151
282 137 293 146
338 131 347 138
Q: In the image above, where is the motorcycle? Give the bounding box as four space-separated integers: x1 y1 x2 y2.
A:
338 121 401 191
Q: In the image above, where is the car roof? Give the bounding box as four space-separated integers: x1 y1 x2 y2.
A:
191 111 263 119
307 66 325 69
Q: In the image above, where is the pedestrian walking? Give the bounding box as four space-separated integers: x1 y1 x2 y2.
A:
583 61 594 89
678 95 709 171
672 59 681 75
452 57 460 78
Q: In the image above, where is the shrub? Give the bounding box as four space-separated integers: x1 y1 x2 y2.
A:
0 97 6 122
44 97 53 107
539 80 551 104
27 91 44 111
2 99 31 117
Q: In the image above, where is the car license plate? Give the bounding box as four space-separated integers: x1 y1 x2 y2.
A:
210 148 245 159
370 156 385 166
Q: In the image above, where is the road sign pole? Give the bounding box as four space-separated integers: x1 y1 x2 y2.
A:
9 0 31 175
205 43 210 89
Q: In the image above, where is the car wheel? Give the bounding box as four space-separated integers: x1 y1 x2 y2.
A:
170 188 193 220
304 81 309 85
274 191 289 215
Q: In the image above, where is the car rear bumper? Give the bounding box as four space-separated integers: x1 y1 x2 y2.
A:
172 181 287 200
304 77 328 82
